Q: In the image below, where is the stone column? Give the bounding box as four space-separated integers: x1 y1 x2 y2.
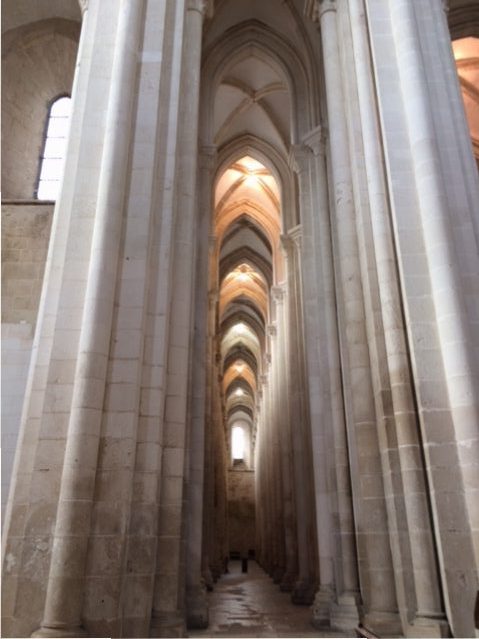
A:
255 393 265 568
150 1 208 636
312 1 400 633
2 9 98 635
265 326 284 584
272 286 298 592
387 2 479 635
347 1 449 635
185 145 216 630
281 227 317 606
259 373 272 574
202 290 219 591
290 144 336 623
31 2 145 636
301 126 361 631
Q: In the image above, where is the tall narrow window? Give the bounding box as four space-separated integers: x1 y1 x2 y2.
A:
36 96 71 200
232 426 245 460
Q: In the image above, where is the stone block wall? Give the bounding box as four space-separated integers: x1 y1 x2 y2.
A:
1 323 34 519
2 204 53 325
1 203 53 517
2 20 79 198
227 468 255 557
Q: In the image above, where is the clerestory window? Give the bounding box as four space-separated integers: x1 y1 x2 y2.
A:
36 95 71 200
232 425 245 460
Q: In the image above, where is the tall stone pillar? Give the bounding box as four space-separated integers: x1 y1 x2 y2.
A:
281 227 317 606
272 286 298 592
391 3 479 635
259 373 273 574
184 145 216 630
31 2 146 636
2 7 99 634
346 1 449 635
202 289 219 591
266 326 286 584
290 144 336 624
301 127 361 631
308 1 401 633
150 1 208 636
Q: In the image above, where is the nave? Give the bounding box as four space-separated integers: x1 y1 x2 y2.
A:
189 561 344 639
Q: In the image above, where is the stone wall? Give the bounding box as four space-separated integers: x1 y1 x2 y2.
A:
2 19 79 198
1 203 53 517
227 468 255 556
2 204 53 325
1 323 34 520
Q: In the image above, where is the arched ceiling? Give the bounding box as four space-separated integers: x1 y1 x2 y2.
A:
2 0 81 34
215 156 281 434
213 59 290 153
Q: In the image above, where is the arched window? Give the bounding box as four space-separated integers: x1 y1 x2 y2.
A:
232 426 245 460
36 96 72 200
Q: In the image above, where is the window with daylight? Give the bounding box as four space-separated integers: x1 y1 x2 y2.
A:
232 426 245 460
36 96 71 200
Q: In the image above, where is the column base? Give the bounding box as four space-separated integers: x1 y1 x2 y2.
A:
32 625 88 638
406 614 451 638
202 567 214 591
362 611 402 637
291 579 315 605
210 561 222 581
186 585 209 629
311 588 333 628
329 592 361 633
149 611 186 638
279 571 295 592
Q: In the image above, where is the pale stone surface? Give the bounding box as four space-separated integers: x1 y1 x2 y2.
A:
2 0 479 638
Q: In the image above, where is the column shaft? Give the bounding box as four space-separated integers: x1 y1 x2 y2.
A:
348 1 448 635
283 230 316 605
32 2 145 635
150 1 207 635
317 1 399 630
185 146 216 629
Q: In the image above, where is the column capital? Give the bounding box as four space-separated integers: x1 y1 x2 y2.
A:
187 0 212 17
280 224 302 258
78 0 88 15
304 0 336 23
267 324 277 338
280 232 296 257
289 144 313 174
303 125 327 157
285 224 302 251
271 286 285 304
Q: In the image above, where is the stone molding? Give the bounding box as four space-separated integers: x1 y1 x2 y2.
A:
304 0 336 23
267 324 277 337
187 0 209 16
287 224 302 249
78 0 88 15
271 286 285 303
303 125 327 157
288 144 312 174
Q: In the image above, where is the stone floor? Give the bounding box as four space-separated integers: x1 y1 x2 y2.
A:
188 560 349 638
